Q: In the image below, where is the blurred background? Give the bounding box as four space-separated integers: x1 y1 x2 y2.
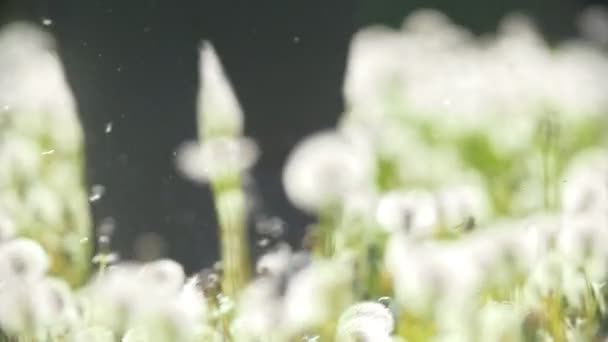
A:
0 0 607 276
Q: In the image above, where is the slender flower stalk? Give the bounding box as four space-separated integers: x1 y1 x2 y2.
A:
213 187 250 299
196 41 251 299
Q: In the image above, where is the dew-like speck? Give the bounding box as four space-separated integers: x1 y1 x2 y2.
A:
42 18 53 26
116 66 123 72
89 184 106 202
79 237 89 244
98 235 110 245
2 105 9 112
217 294 235 314
301 335 320 342
257 238 270 248
105 122 113 134
293 36 301 43
41 149 55 156
378 296 392 307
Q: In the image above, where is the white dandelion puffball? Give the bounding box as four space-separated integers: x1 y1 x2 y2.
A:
282 131 373 213
336 301 394 341
0 24 82 154
176 136 259 183
0 238 49 281
376 190 439 235
435 184 490 229
282 260 353 334
138 259 186 295
256 242 292 276
233 277 282 339
199 41 244 137
561 149 608 215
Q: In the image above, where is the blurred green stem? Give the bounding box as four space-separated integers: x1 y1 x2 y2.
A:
213 185 250 299
540 116 559 211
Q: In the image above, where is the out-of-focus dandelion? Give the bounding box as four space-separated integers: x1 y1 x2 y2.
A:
282 260 353 337
376 190 438 235
336 301 395 341
256 242 292 277
0 238 49 281
283 130 374 214
176 136 258 185
578 6 608 48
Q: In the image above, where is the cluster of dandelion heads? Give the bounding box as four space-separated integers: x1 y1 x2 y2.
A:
82 260 210 341
2 7 608 342
0 23 90 284
339 9 608 217
0 235 213 342
345 9 608 126
0 237 78 339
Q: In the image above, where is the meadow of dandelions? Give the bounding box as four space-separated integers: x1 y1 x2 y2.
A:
1 7 608 341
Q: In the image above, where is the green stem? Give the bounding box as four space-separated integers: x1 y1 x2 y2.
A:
214 187 250 299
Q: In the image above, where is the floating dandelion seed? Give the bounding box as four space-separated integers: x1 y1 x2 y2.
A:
105 122 113 133
88 184 106 203
41 18 53 26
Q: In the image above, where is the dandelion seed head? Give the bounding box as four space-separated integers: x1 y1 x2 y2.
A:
435 184 490 229
337 301 395 339
0 238 49 281
233 277 282 339
256 242 292 277
376 190 438 235
283 131 373 213
282 260 353 334
176 137 259 183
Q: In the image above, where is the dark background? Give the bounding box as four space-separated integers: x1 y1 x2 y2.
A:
0 0 606 274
